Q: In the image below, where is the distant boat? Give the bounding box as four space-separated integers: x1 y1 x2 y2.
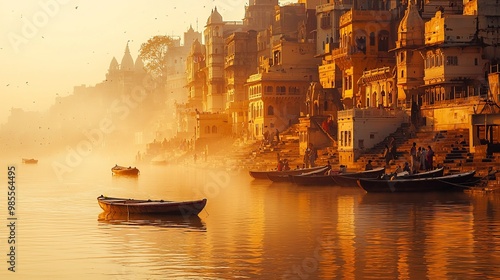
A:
249 165 328 180
22 158 38 164
97 195 207 216
111 165 140 176
150 155 168 165
357 170 477 193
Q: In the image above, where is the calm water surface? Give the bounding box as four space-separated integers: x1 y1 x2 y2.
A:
1 156 499 279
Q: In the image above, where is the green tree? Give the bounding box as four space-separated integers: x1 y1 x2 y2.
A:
139 35 174 84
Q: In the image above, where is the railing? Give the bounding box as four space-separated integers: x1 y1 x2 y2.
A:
338 107 400 119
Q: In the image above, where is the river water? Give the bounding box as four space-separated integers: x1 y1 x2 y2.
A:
1 155 499 279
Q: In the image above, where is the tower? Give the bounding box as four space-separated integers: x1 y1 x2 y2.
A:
394 0 425 107
243 0 278 31
204 7 225 112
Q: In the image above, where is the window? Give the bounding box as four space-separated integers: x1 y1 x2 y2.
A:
369 32 375 46
378 31 389 52
267 105 274 115
446 56 458 65
212 125 217 133
356 35 366 54
320 13 331 29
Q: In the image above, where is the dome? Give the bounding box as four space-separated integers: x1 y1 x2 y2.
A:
134 55 145 73
191 39 202 53
120 43 135 71
206 7 223 25
108 57 119 71
398 0 424 43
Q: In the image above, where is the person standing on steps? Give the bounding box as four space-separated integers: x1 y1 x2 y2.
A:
303 146 311 168
410 142 417 174
384 144 392 167
426 145 435 170
365 160 373 171
420 147 427 170
308 143 318 167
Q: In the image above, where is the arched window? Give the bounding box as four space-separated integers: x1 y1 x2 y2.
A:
212 125 217 133
369 32 375 46
378 30 390 52
268 105 274 115
205 126 211 134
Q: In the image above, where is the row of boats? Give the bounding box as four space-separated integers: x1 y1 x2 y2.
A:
250 165 481 193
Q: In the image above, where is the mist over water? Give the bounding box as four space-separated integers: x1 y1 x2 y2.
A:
1 156 500 279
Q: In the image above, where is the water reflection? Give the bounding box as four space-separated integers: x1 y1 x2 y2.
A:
98 212 206 231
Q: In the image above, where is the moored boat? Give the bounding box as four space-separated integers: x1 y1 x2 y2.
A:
357 170 477 193
97 195 207 216
111 165 140 176
22 158 38 164
291 171 340 186
267 165 331 183
331 167 386 187
382 167 445 180
249 165 329 180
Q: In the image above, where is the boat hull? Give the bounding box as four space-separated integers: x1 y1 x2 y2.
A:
331 167 386 187
111 166 140 176
357 170 476 193
97 196 207 216
249 165 328 180
22 158 38 164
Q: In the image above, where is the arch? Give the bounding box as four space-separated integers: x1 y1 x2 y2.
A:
267 105 274 115
378 30 390 52
205 126 211 134
354 29 367 54
212 125 217 133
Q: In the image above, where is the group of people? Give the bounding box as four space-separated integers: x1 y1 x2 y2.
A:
409 142 435 174
276 158 291 171
303 143 318 168
377 140 435 175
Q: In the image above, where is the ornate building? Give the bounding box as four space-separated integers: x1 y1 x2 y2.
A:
247 3 320 140
393 0 424 115
204 8 226 112
225 31 258 137
331 3 396 108
243 0 278 31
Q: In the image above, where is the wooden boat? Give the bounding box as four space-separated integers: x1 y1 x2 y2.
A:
111 165 140 176
22 158 38 164
249 165 328 180
291 171 340 186
331 167 386 187
381 167 445 180
97 195 207 216
267 165 331 183
357 170 477 193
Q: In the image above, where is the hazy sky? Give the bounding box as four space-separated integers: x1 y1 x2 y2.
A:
0 0 251 124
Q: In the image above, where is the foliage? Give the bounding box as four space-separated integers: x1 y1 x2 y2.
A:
139 35 174 84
